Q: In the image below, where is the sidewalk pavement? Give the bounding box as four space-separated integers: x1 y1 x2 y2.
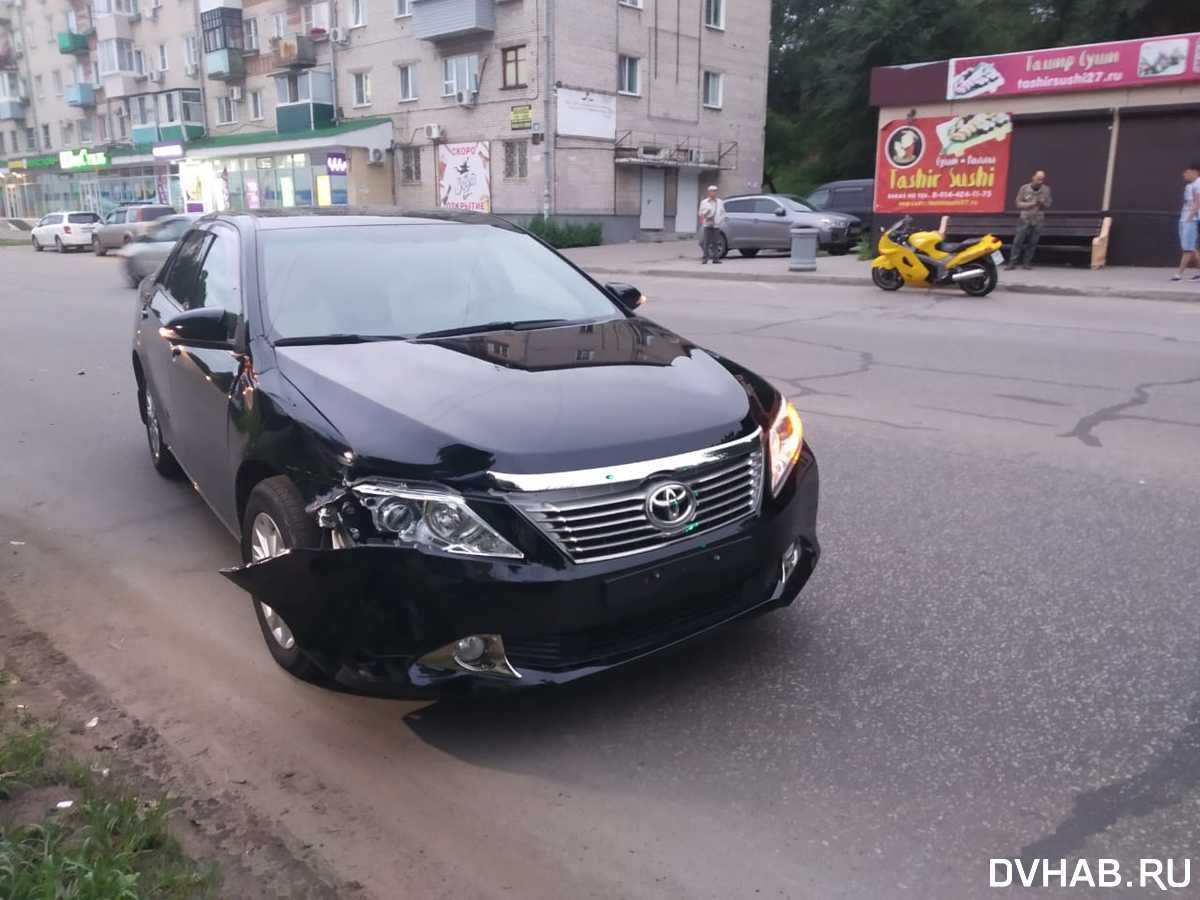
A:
562 241 1200 303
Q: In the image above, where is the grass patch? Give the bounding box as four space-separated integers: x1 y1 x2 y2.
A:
0 708 217 898
855 232 875 261
524 215 604 249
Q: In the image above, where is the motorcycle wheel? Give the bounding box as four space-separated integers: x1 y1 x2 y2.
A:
871 266 903 291
958 260 998 297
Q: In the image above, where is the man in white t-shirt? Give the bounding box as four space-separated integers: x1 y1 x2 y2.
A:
1173 163 1200 282
697 185 725 264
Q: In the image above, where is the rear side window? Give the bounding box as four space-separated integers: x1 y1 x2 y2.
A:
141 207 173 222
68 213 99 224
723 199 753 213
753 198 782 214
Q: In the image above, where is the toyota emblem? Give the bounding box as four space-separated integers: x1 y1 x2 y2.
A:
645 482 696 531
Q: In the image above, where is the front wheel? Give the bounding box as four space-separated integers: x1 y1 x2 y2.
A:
242 477 329 684
54 237 64 253
141 385 182 478
32 236 42 252
738 248 760 258
871 266 903 291
957 260 998 297
93 237 107 256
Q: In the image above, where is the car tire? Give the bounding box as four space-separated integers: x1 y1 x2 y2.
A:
241 477 330 685
827 246 851 256
716 231 729 259
738 248 760 258
54 236 64 253
140 382 183 478
93 237 106 256
32 236 42 252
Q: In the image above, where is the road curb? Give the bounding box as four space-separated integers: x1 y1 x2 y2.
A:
581 264 1200 304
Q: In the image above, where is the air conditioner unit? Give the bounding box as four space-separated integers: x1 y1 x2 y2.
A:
148 69 163 83
228 85 243 101
368 147 385 166
329 26 347 43
455 89 476 108
184 62 198 77
423 123 443 141
638 145 666 160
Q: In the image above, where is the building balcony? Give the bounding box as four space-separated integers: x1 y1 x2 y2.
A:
0 97 25 120
275 100 334 133
206 48 244 81
272 34 316 68
57 31 91 55
65 82 96 107
412 0 494 42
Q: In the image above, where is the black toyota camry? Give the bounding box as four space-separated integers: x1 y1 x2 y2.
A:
131 209 819 697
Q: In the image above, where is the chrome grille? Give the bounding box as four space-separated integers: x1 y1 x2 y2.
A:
506 439 763 563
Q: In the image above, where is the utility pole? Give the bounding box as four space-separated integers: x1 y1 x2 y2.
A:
541 0 553 218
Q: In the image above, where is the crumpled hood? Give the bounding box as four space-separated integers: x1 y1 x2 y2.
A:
274 318 757 477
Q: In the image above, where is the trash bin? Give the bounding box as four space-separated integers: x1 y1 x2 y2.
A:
789 226 818 272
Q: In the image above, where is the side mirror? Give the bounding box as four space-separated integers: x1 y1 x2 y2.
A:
605 282 646 310
774 208 787 217
161 307 236 345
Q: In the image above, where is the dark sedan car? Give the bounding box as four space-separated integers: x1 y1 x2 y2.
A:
131 209 819 697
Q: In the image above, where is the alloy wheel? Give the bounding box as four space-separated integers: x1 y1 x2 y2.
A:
143 390 162 460
250 513 295 650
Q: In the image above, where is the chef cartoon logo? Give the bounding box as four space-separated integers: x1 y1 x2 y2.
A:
885 125 925 169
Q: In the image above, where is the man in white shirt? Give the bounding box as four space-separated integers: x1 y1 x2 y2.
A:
698 185 725 264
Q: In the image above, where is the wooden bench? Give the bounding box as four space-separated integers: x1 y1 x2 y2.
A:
938 214 1112 269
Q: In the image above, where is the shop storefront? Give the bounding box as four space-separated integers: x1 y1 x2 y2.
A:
870 31 1200 266
1 148 180 218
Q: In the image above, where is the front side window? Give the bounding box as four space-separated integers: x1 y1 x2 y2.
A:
502 45 526 88
193 226 242 321
704 0 724 29
441 54 478 96
618 55 639 95
503 140 528 179
352 71 371 106
806 188 829 209
702 70 723 108
260 225 624 341
400 146 421 183
162 231 209 308
398 63 417 101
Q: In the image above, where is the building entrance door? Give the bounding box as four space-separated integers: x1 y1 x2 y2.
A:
675 171 700 235
640 167 665 230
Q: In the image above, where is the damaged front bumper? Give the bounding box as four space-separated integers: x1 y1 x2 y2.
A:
222 454 819 698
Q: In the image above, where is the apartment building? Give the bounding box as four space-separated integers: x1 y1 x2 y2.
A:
2 0 770 240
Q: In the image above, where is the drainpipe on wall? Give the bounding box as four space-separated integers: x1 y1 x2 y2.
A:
192 0 211 139
329 2 340 126
541 0 554 218
1101 107 1119 211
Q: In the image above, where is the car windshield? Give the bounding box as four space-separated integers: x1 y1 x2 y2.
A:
150 218 192 241
260 223 624 341
141 207 174 221
780 196 816 212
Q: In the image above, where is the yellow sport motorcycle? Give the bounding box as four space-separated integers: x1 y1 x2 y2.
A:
871 216 1004 297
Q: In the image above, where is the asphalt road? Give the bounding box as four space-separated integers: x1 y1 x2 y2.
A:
2 244 1200 899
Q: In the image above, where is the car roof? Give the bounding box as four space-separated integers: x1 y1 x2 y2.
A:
48 210 99 216
812 179 873 189
202 207 521 232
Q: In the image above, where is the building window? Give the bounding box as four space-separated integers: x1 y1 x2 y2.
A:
397 63 417 101
133 47 145 75
98 115 108 142
61 122 73 146
158 43 169 70
249 88 263 119
276 72 312 103
441 53 479 97
350 0 365 27
41 123 51 150
34 75 43 98
400 146 421 183
67 9 78 32
703 70 723 108
128 94 155 126
503 140 528 179
617 55 639 95
79 117 93 143
24 128 36 151
45 17 54 45
272 12 287 38
184 34 199 67
180 88 203 122
394 0 411 16
202 7 244 54
244 18 259 51
301 2 330 34
114 0 138 15
704 0 725 29
618 0 642 7
217 95 237 125
502 45 526 88
93 0 111 14
352 71 371 106
52 70 62 96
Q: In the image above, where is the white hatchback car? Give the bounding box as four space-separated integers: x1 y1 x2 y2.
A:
31 210 102 253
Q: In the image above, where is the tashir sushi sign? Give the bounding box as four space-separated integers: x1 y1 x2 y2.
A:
947 32 1200 100
874 114 1012 214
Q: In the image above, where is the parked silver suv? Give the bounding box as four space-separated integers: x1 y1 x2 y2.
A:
717 194 862 258
92 204 176 255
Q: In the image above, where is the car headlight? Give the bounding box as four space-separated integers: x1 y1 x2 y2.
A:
344 480 523 559
766 400 804 496
819 217 834 227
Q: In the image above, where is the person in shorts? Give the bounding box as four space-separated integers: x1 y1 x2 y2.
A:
1173 163 1200 282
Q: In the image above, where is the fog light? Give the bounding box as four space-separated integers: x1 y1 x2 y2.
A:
781 541 801 583
454 635 487 664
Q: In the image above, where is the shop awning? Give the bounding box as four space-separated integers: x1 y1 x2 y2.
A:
179 117 393 161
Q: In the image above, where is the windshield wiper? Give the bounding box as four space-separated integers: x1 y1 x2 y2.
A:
274 333 409 347
412 319 572 340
